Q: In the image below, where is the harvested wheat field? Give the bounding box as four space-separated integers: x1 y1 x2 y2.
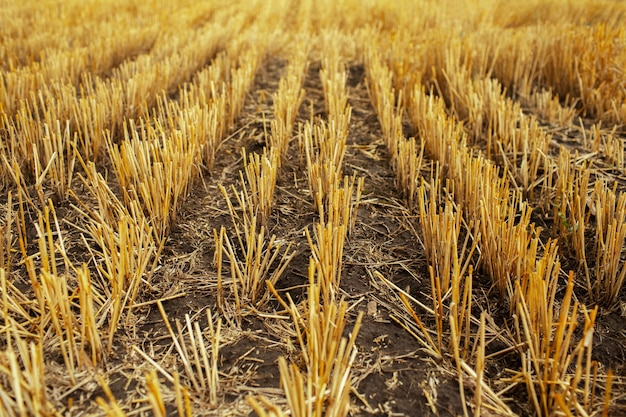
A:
2 0 626 415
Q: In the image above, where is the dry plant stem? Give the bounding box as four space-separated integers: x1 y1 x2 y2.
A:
0 327 51 416
474 312 486 416
173 372 193 417
0 192 13 270
552 152 591 284
550 149 626 306
516 271 603 416
96 375 127 416
269 39 309 165
263 259 362 417
395 137 424 209
107 120 196 244
77 263 102 366
214 227 226 315
2 103 77 204
146 370 167 417
247 394 288 417
592 182 626 305
216 184 294 318
305 224 345 302
397 291 442 359
242 147 279 228
157 301 221 405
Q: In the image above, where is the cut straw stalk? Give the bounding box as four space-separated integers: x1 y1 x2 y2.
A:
0 328 51 416
72 162 157 352
215 223 294 317
269 42 308 164
107 120 196 243
157 302 221 407
241 147 279 228
215 182 294 318
515 271 606 416
592 181 626 305
0 192 13 271
145 370 167 417
257 259 362 417
320 53 349 123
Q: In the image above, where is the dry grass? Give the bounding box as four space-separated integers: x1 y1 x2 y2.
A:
251 259 362 417
215 182 295 321
1 0 626 415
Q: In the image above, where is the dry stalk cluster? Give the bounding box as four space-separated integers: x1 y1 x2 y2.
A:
107 120 197 244
269 39 309 165
365 46 424 209
140 302 223 408
549 150 626 306
514 270 605 416
302 53 363 300
214 181 294 321
582 122 625 170
1 105 77 204
409 75 610 417
416 181 478 352
0 314 53 416
523 87 577 128
493 23 626 125
250 260 362 417
13 201 105 384
366 44 614 415
438 43 551 194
